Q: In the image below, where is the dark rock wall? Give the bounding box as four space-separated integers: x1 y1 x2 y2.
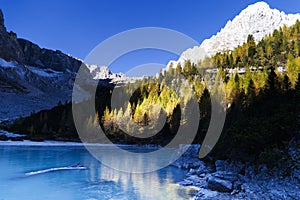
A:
0 9 82 72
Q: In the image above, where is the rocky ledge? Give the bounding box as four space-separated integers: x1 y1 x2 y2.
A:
172 139 300 200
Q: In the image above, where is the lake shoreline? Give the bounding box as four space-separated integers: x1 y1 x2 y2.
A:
0 139 163 149
2 131 299 199
172 144 300 200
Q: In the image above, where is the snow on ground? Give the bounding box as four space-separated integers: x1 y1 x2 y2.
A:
26 66 63 77
0 139 134 147
0 130 25 138
0 58 18 69
0 140 83 146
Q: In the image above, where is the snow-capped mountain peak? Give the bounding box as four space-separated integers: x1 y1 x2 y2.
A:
243 1 270 12
86 64 125 80
177 1 300 64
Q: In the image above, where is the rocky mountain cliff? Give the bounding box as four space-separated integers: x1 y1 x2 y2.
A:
0 10 82 72
0 9 128 120
178 1 300 64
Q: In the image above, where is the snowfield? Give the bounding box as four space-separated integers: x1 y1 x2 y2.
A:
168 1 300 69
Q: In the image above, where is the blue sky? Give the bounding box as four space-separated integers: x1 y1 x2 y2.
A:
0 0 299 73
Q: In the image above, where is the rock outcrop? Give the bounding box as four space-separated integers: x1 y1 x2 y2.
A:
17 39 82 72
207 176 233 193
0 10 24 64
0 8 82 72
0 9 4 27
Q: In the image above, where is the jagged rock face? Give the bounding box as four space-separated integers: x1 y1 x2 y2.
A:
0 9 82 72
18 39 82 72
178 1 300 64
0 9 4 27
0 11 25 64
17 39 42 67
0 31 24 63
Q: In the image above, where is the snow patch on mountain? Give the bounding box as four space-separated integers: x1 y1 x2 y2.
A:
26 66 63 78
0 58 18 69
0 58 77 120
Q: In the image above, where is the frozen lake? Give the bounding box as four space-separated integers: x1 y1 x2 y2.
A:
0 144 195 200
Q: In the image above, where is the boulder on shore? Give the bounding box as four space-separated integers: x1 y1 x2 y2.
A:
207 176 233 193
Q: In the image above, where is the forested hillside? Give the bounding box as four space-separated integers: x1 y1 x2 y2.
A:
3 20 300 166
